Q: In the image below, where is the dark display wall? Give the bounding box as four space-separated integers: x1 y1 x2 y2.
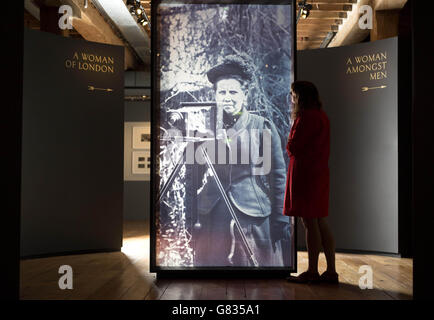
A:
21 29 124 257
124 71 151 221
297 37 399 254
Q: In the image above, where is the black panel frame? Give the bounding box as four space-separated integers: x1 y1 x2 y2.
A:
2 0 23 300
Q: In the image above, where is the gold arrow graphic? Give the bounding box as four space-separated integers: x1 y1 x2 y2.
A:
88 85 113 92
362 85 387 92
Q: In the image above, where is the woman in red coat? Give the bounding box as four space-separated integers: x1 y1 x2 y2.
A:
284 81 338 284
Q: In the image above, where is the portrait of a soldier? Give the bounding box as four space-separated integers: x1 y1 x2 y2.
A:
192 55 291 267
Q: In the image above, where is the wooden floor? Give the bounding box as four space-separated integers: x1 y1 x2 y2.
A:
20 221 413 300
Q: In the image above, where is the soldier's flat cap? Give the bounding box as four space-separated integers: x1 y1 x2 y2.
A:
206 55 252 84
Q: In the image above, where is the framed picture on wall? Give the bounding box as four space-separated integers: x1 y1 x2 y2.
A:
132 125 151 150
132 151 151 175
151 0 296 274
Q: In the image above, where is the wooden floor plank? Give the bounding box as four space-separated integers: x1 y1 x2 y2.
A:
160 278 206 300
245 279 286 300
119 280 151 300
226 279 247 300
198 279 228 300
280 282 318 300
364 255 413 284
85 264 149 300
338 254 412 300
20 221 413 300
20 252 128 300
144 278 172 300
352 255 413 299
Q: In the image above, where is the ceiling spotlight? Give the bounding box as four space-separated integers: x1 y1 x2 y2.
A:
297 1 312 23
137 15 146 25
301 7 310 19
126 0 151 30
137 15 148 27
137 11 151 29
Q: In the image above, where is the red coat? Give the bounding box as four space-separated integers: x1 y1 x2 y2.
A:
283 109 330 218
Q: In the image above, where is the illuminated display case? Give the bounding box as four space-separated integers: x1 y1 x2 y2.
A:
151 0 297 274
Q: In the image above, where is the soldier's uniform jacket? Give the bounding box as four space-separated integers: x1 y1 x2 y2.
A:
196 107 289 247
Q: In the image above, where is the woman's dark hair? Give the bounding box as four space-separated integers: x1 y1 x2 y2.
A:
291 81 322 119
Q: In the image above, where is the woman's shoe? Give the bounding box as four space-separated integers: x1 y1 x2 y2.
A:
319 271 339 284
286 271 320 284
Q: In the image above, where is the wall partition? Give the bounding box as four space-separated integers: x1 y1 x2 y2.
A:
21 29 124 257
297 38 399 254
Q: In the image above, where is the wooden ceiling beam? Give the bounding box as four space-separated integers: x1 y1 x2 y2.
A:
297 40 323 43
142 0 356 51
309 4 353 11
68 0 139 70
304 11 347 19
298 31 330 37
372 0 407 10
298 36 328 42
299 19 343 26
298 24 339 31
329 0 407 47
297 42 324 51
304 0 357 4
295 0 357 50
297 42 323 48
328 0 370 47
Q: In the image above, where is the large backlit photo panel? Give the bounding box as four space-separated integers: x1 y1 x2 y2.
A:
152 0 296 271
